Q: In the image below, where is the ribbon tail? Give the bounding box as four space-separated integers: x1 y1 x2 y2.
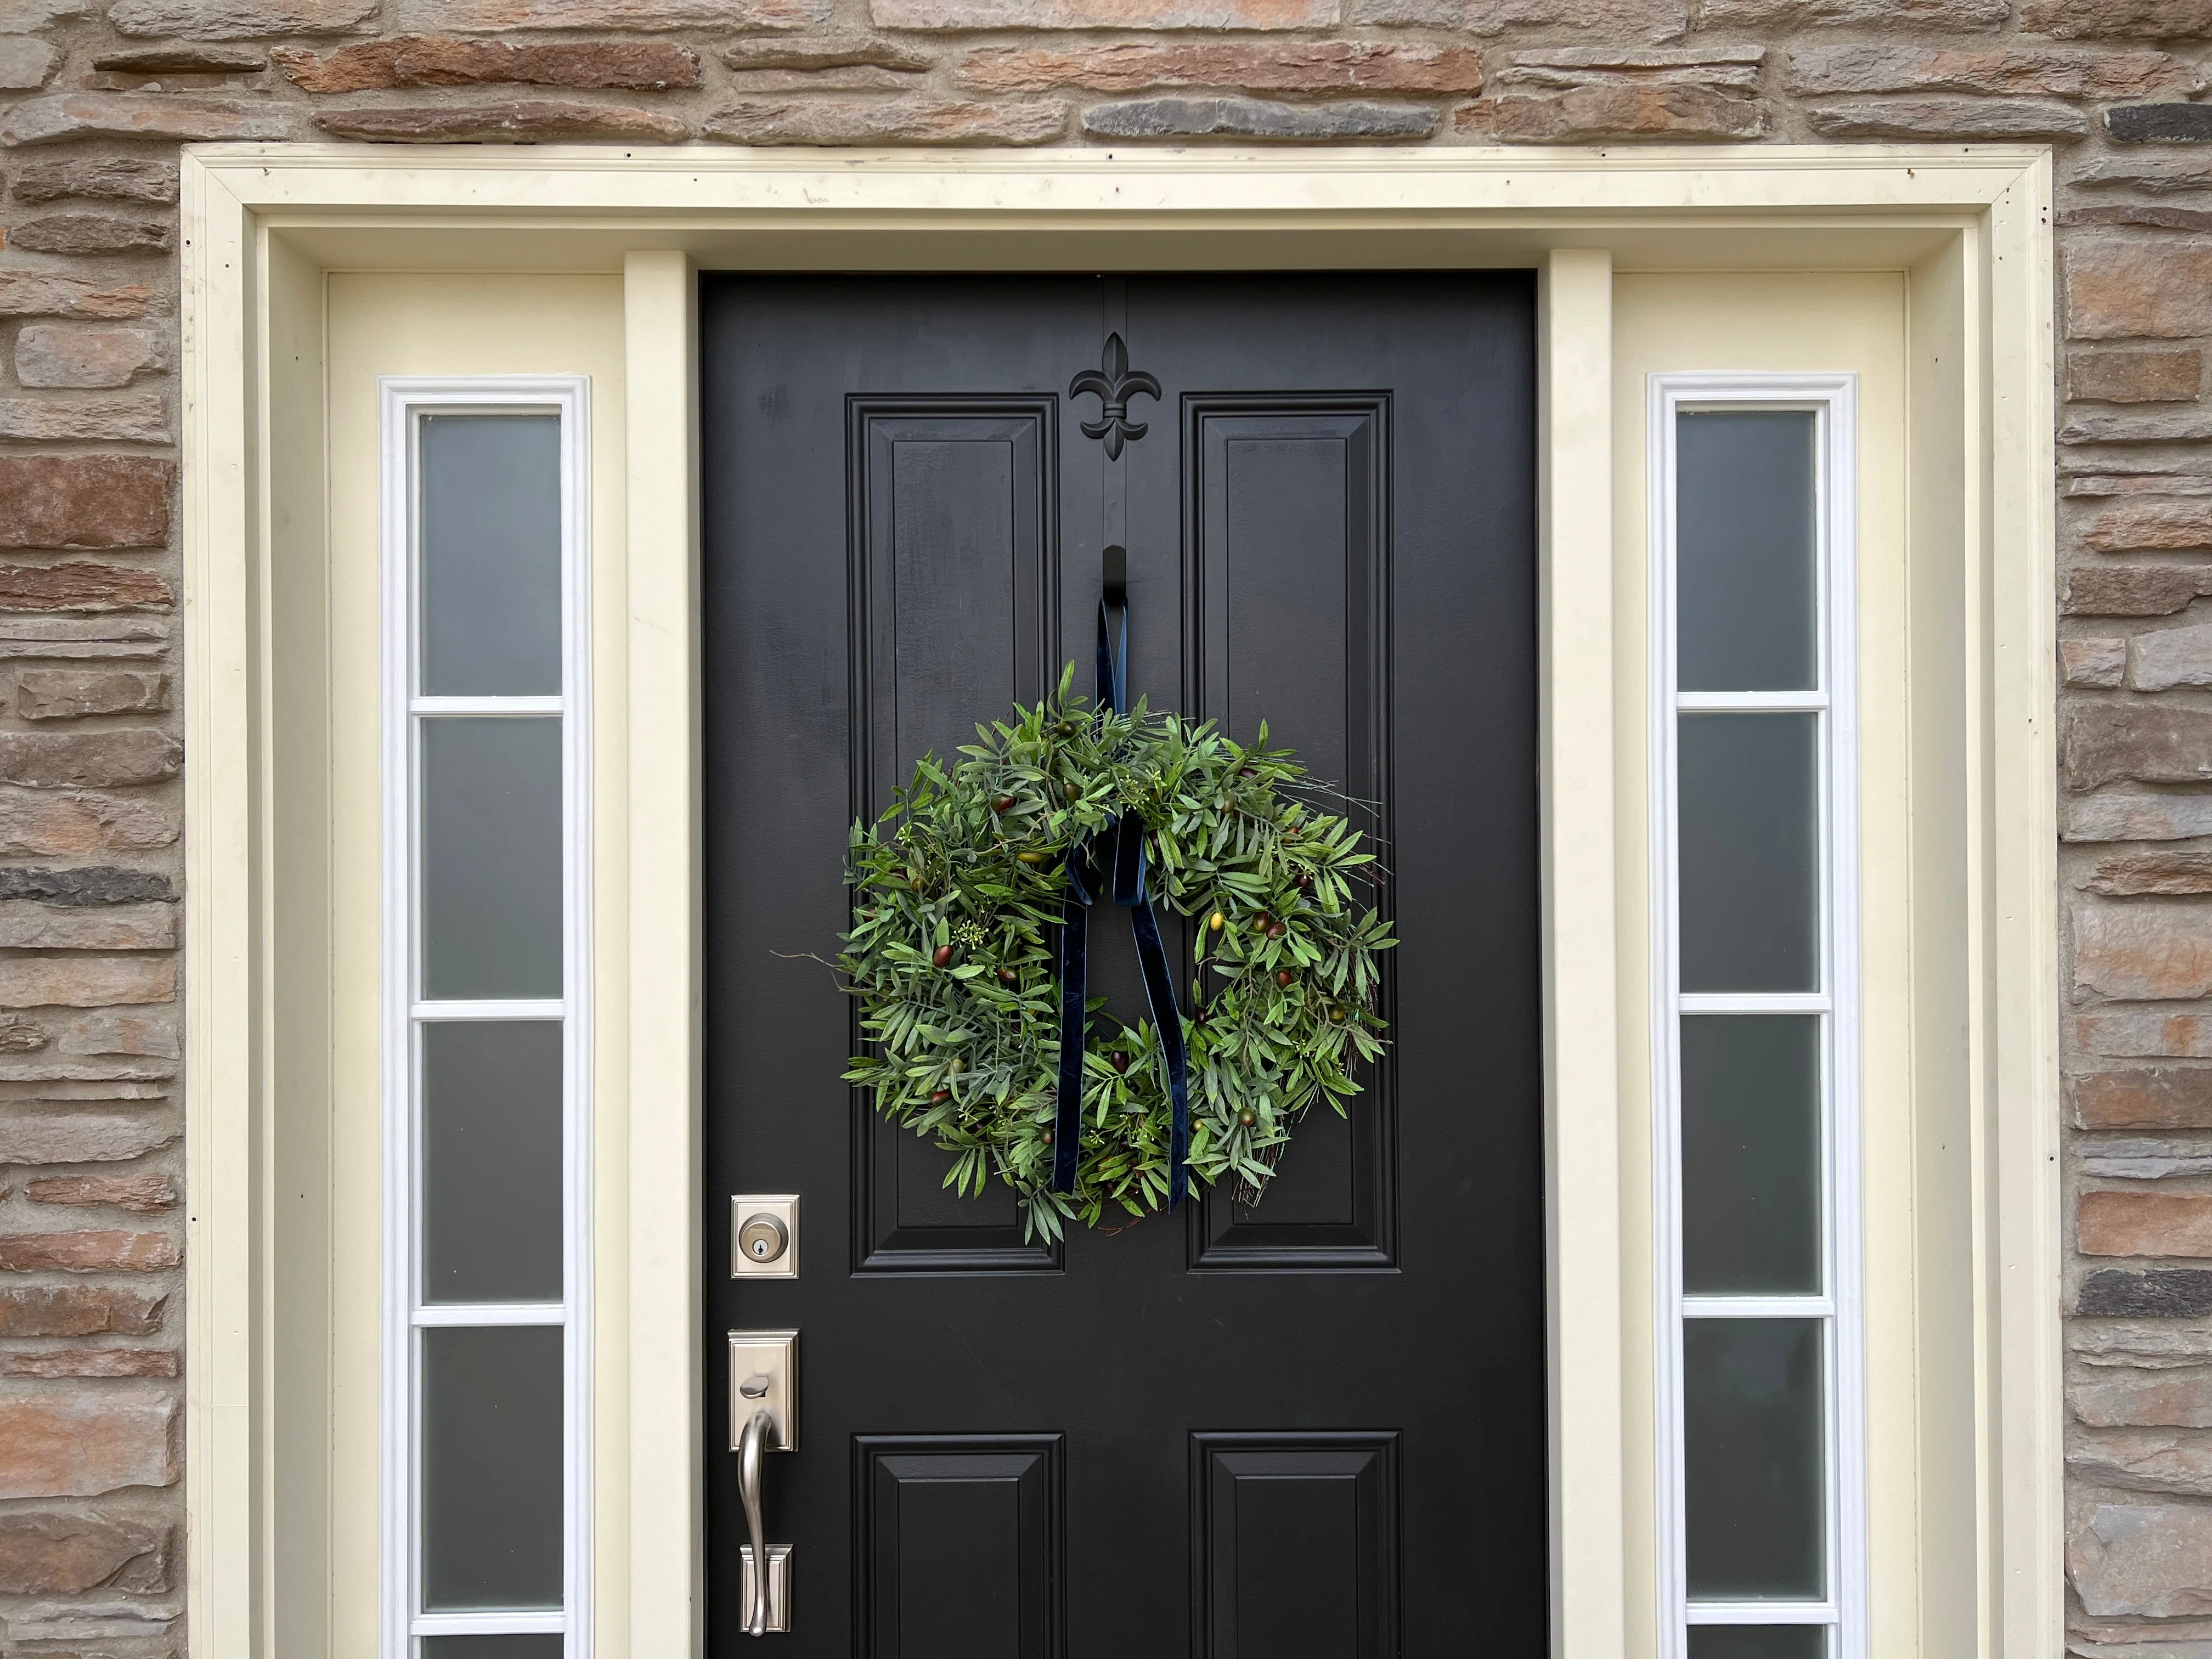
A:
1128 900 1190 1210
1052 879 1087 1195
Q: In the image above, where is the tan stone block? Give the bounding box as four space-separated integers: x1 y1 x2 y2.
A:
0 733 180 791
8 157 175 205
0 793 177 855
0 1113 174 1164
2073 349 2206 404
0 1230 177 1271
2023 0 2212 36
0 92 294 146
707 96 1065 144
0 1347 177 1377
1462 83 1760 139
2082 1190 2212 1257
273 36 700 92
2137 623 2212 690
725 65 915 88
1787 44 2199 97
2068 706 2212 789
2075 903 2212 999
721 33 932 70
2073 1502 2212 1617
8 215 171 257
58 1012 177 1058
92 43 265 71
0 956 176 1008
2064 565 2212 616
2083 851 2212 896
2065 637 2129 687
0 35 58 88
2075 1068 2212 1126
0 1285 161 1336
876 0 1332 24
400 0 828 26
2087 503 2212 554
1086 94 1434 139
1697 0 2005 21
0 1513 167 1593
1351 0 1687 32
107 0 374 33
0 460 168 551
0 275 151 321
0 0 87 25
14 328 160 391
0 400 167 445
2071 1429 2212 1496
314 100 688 142
16 671 168 720
2066 204 2212 234
1805 98 2089 140
0 904 175 952
0 1392 178 1498
27 1173 177 1212
2072 242 2212 341
960 41 1483 93
2081 1010 2212 1058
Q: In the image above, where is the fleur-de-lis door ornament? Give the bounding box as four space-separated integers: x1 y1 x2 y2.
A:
1069 332 1162 461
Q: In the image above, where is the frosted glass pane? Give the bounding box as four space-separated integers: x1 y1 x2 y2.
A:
1681 1015 1822 1295
420 717 562 1001
421 1325 563 1611
1677 411 1817 693
1678 714 1819 994
1685 1318 1825 1601
419 414 562 697
422 1639 563 1659
1689 1628 1826 1659
421 1021 563 1305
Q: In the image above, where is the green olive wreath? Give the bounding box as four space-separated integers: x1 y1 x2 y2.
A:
839 667 1394 1241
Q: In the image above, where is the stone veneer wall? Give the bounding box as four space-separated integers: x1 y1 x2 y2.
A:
1 0 2210 1650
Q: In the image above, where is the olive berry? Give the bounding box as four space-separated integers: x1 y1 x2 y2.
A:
1276 969 1295 987
1237 1108 1257 1127
1209 911 1226 932
992 794 1014 813
997 966 1018 985
933 944 955 967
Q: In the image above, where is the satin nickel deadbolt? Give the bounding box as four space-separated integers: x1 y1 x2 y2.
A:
730 1194 799 1279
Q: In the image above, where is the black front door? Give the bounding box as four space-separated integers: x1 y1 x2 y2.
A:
701 273 1542 1656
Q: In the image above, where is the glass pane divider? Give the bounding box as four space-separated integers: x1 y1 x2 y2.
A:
413 999 566 1022
1676 690 1829 713
1682 1295 1835 1319
414 695 565 717
1685 1604 1839 1626
411 1611 567 1637
414 1302 566 1328
1678 992 1830 1015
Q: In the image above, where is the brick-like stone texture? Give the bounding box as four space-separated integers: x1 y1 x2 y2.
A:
0 0 2209 1637
0 1393 177 1499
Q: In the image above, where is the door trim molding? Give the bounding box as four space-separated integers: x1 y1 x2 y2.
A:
179 142 2056 1659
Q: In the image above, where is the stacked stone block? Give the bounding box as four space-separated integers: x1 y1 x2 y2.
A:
0 0 2208 1647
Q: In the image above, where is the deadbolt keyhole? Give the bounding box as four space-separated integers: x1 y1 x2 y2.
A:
739 1213 789 1264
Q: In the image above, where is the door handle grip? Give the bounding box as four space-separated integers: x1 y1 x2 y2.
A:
738 1408 774 1636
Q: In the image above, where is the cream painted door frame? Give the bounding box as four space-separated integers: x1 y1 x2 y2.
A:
179 143 2056 1659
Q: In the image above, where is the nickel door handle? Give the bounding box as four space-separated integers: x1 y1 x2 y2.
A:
737 1409 785 1635
729 1330 795 1633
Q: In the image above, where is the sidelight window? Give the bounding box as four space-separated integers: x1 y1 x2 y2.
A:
381 381 593 1659
1651 378 1864 1659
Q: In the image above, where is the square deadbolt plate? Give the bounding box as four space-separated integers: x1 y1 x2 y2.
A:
730 1193 799 1279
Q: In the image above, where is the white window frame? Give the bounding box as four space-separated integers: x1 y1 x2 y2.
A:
379 375 595 1659
1648 371 1865 1659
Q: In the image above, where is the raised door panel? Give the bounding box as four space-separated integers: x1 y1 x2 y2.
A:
857 1436 1065 1658
1184 400 1396 1271
1193 1432 1400 1658
848 401 1062 1273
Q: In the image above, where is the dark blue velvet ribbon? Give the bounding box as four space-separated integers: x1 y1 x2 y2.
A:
1051 600 1191 1208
